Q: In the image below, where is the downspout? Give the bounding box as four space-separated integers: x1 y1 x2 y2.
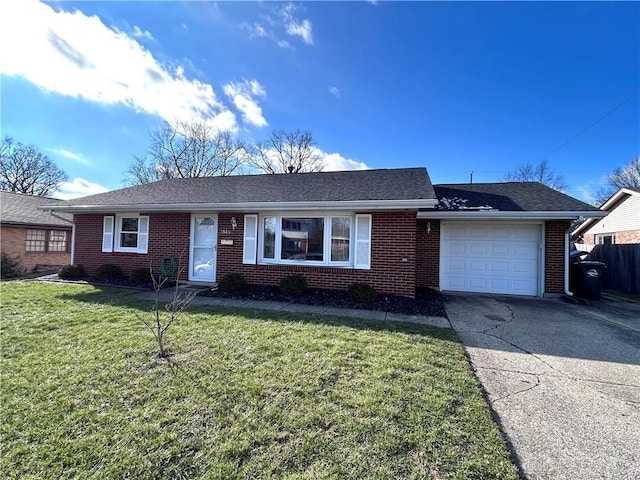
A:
47 210 75 264
564 216 584 297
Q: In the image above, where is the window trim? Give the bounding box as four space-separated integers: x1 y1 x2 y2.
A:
25 229 47 252
110 213 149 254
596 233 615 245
26 228 70 253
47 230 69 252
257 212 355 267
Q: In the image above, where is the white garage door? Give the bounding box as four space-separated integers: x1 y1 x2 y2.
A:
440 222 541 296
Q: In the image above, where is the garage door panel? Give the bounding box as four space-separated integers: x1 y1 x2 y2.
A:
470 244 487 254
449 243 466 255
469 261 488 272
489 278 509 290
491 227 510 238
491 262 509 273
441 222 540 296
491 244 510 255
471 227 489 238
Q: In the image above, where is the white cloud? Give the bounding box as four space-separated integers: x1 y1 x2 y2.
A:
286 19 313 45
132 25 154 41
329 86 340 98
314 149 369 171
252 23 267 37
46 148 90 165
54 177 109 200
0 0 237 132
278 3 314 45
223 80 268 128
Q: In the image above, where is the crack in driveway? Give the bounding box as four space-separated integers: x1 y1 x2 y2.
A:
467 298 640 409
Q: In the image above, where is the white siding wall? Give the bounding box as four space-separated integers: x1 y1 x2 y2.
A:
585 194 640 235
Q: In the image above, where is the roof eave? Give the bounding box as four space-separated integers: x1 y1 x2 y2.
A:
417 210 608 220
1 221 73 229
39 199 439 213
600 188 638 211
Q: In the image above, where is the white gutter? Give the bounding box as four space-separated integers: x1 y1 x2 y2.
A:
39 198 439 214
417 210 608 220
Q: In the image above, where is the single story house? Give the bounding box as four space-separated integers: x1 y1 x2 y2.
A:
572 187 640 245
41 168 605 298
1 191 73 272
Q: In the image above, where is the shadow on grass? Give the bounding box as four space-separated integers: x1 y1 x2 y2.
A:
56 285 457 342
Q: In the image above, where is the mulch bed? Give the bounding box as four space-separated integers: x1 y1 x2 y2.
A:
205 285 448 318
51 275 448 318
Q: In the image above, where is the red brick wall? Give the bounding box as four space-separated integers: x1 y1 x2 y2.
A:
545 220 570 294
1 225 71 272
415 219 440 289
219 212 417 298
583 230 640 244
74 211 418 297
74 213 191 279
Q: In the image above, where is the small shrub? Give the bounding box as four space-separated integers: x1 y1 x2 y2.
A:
1 253 24 279
95 263 124 281
280 274 308 296
58 264 86 281
218 272 247 293
130 267 153 287
348 282 378 303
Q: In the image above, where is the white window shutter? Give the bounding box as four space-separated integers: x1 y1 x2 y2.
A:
102 216 114 252
243 215 258 264
354 214 372 270
137 216 149 254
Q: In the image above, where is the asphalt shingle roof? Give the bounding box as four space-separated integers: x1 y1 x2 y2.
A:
1 192 73 227
434 182 601 212
59 168 436 207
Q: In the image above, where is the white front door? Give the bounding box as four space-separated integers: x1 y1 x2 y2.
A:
189 214 217 282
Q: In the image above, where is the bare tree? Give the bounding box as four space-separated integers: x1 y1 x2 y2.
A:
248 129 324 174
0 137 68 196
594 157 640 205
124 121 248 185
502 160 567 191
140 258 197 358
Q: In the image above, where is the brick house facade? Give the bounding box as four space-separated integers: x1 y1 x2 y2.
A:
1 192 72 273
41 168 603 298
73 212 571 298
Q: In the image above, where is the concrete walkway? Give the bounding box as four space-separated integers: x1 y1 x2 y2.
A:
446 294 640 480
133 289 452 330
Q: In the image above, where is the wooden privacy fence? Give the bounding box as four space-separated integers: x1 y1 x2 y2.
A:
586 244 640 293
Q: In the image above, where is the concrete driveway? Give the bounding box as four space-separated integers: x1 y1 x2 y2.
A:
445 294 640 480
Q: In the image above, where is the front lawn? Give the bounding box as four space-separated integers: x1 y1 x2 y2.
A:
0 281 518 479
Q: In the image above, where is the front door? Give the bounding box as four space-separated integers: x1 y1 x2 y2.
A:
189 214 217 282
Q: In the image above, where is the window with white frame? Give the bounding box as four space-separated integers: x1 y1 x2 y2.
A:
596 233 615 245
248 213 370 268
102 214 149 253
48 230 68 252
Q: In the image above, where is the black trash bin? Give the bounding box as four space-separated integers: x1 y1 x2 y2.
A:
570 261 607 300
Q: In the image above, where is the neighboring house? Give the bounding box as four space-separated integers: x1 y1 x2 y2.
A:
573 187 640 245
1 191 73 272
40 168 604 298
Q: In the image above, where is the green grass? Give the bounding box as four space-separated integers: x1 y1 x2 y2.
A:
0 281 519 479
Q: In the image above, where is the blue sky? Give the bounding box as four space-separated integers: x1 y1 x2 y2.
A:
1 1 638 203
